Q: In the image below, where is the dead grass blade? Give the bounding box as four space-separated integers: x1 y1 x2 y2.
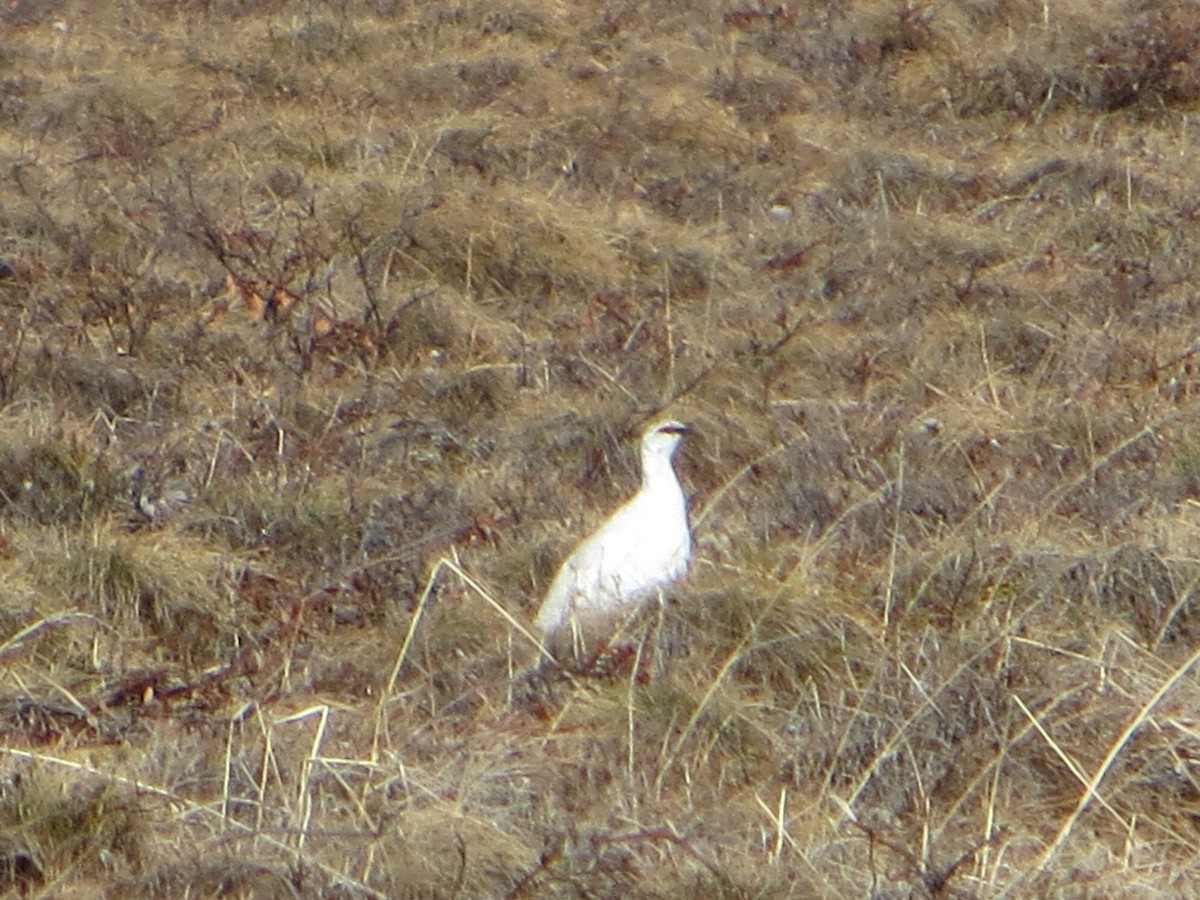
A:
0 612 115 660
0 746 389 900
1018 641 1200 888
371 553 553 761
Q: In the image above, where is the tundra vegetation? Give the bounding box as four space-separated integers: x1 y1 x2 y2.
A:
1 1 1200 896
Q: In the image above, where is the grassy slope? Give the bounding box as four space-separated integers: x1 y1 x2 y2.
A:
2 0 1200 895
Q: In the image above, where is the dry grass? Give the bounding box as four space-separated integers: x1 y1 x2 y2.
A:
2 0 1200 895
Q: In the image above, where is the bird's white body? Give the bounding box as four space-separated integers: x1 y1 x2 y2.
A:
535 421 691 636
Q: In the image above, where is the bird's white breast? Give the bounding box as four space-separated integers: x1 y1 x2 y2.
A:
535 484 690 632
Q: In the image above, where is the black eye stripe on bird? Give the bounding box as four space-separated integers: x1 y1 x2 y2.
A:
535 419 692 640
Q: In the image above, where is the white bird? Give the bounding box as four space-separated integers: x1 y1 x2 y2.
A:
534 420 692 642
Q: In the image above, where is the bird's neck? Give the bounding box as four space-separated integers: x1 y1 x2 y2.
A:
640 450 683 498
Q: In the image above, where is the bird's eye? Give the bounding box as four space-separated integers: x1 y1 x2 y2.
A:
659 424 688 435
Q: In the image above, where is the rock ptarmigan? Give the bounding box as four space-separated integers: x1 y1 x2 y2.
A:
534 420 691 642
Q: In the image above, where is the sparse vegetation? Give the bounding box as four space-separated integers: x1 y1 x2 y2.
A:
1 0 1200 895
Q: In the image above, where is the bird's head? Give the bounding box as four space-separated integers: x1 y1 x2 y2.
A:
641 419 688 461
